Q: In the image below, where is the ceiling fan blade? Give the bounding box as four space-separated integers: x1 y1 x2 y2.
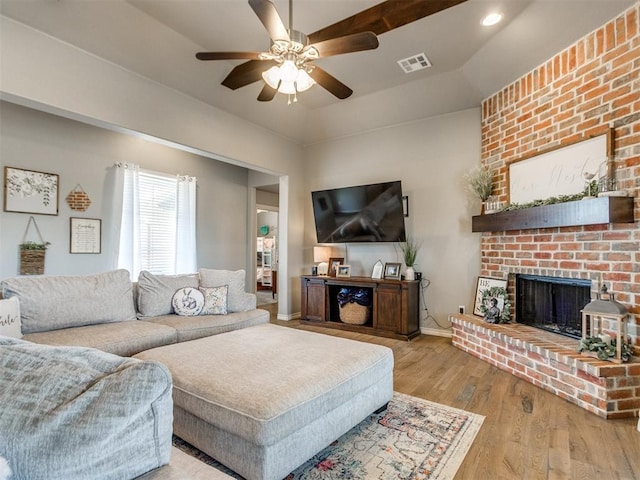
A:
249 0 290 42
257 84 277 102
311 32 379 58
196 51 262 61
309 67 353 99
221 59 277 90
308 0 468 44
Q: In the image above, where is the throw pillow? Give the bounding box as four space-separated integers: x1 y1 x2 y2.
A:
199 286 228 315
137 271 199 318
198 269 246 312
0 297 21 339
171 287 204 316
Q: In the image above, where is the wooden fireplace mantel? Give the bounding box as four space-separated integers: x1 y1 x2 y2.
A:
472 196 635 233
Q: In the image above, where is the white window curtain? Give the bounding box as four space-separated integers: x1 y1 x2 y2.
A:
110 163 197 280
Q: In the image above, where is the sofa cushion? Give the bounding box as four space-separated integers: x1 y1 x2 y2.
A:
0 337 173 480
0 297 21 338
172 287 204 316
137 271 199 318
1 269 136 334
200 286 228 315
22 320 177 357
198 269 254 312
144 309 269 343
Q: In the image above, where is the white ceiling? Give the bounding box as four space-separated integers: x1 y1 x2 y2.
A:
0 0 634 145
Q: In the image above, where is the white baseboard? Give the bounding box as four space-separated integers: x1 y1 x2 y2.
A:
277 312 300 321
420 327 452 338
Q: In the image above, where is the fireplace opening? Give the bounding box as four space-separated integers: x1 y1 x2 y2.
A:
516 275 591 339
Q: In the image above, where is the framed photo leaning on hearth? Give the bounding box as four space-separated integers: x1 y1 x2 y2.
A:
384 262 401 280
473 276 509 323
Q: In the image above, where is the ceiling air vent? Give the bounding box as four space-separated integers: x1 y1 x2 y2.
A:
397 53 432 74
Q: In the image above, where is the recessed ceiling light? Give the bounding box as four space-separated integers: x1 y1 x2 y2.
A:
481 12 503 26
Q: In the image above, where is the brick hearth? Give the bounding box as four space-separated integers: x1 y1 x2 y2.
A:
451 314 640 419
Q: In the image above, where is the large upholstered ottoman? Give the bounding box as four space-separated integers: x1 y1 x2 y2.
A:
134 323 394 480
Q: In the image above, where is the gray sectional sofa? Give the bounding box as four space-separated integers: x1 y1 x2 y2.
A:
0 268 268 479
1 269 269 356
0 268 394 480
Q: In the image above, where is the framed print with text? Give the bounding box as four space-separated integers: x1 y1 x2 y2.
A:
473 276 507 316
70 217 102 254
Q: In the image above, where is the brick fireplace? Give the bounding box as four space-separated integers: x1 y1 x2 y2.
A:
453 4 640 418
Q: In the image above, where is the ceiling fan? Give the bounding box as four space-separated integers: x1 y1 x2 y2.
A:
196 0 468 102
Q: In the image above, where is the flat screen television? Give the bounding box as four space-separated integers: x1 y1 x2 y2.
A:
311 181 406 243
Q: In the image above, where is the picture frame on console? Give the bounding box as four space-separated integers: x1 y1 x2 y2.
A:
328 257 344 277
336 265 351 278
384 262 401 280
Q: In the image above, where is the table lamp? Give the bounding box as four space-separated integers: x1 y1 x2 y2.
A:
313 246 331 275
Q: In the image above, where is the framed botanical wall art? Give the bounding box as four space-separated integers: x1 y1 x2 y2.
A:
4 167 59 215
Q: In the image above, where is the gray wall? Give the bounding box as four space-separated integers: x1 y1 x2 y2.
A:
304 108 482 334
0 102 249 280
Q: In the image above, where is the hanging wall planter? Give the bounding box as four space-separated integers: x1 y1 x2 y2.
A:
19 216 50 275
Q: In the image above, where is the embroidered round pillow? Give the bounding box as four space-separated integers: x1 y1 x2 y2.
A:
172 287 205 316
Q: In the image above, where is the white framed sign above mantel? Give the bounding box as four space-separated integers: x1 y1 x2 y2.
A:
508 129 613 204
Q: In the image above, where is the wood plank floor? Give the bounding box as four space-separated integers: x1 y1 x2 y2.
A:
263 306 640 480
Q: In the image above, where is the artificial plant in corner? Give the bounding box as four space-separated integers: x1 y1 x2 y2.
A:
399 237 422 281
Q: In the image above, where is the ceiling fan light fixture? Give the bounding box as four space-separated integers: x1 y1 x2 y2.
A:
295 69 315 92
262 66 282 89
280 59 299 82
279 80 297 95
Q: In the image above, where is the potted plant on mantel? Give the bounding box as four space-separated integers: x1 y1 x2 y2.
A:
466 165 494 214
399 237 421 281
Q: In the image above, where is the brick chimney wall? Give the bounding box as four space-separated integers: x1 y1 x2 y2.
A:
480 4 640 349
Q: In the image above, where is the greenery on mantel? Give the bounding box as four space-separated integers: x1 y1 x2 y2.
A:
465 165 494 202
499 180 599 212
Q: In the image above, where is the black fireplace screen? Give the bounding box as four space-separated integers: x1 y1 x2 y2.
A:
516 275 591 338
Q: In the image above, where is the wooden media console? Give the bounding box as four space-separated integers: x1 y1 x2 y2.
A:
300 275 420 340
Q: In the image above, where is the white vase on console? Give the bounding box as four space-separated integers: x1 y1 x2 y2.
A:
405 266 415 281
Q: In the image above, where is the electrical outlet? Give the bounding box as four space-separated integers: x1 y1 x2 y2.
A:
458 305 465 314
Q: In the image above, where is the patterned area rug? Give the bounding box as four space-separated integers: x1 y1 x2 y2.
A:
173 392 484 480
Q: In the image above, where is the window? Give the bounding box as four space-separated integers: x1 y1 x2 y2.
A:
115 163 196 279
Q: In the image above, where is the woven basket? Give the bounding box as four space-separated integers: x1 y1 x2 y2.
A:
20 249 46 275
339 302 370 325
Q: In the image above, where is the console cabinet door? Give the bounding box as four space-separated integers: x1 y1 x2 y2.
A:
374 284 401 332
301 277 326 322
